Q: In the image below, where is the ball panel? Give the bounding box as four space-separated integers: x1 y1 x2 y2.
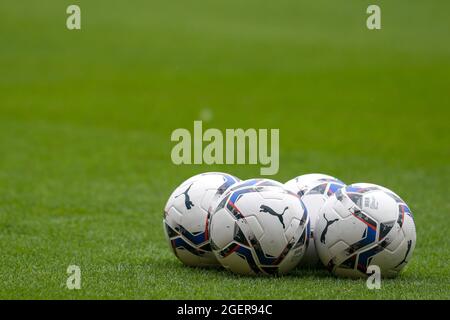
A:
244 215 264 240
209 209 235 249
219 243 260 275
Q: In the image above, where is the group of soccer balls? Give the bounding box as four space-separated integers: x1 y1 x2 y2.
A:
163 172 416 278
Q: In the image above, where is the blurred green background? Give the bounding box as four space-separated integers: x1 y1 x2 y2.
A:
0 1 449 298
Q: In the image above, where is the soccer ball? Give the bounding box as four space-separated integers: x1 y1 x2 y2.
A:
285 173 346 267
163 172 240 267
209 179 309 275
314 183 416 278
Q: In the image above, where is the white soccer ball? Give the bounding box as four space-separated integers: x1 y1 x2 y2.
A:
163 172 240 267
314 183 416 278
285 173 346 267
209 179 309 275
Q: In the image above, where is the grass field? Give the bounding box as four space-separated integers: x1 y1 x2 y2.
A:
0 1 449 299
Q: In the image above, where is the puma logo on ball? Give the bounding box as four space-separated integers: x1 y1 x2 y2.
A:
320 214 339 244
259 205 288 229
175 183 195 210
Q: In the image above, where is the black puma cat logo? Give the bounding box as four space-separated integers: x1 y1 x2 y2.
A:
320 214 339 244
175 183 194 210
259 205 288 229
395 240 412 268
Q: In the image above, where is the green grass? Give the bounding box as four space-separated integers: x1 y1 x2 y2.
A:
0 0 449 299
